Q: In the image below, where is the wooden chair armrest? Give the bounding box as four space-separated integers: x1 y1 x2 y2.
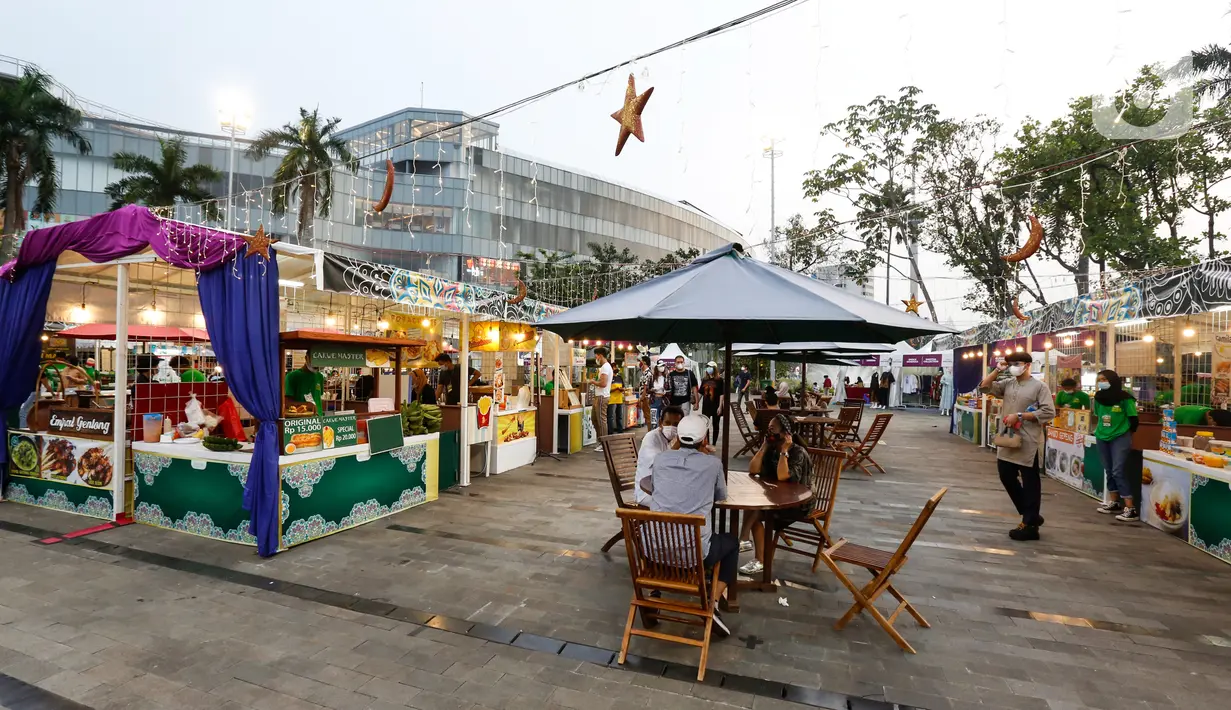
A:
825 538 849 555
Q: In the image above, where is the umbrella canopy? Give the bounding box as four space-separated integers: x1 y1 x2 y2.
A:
538 244 955 344
731 341 895 356
57 324 212 342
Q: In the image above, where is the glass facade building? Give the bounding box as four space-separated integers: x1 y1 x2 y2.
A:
8 61 743 287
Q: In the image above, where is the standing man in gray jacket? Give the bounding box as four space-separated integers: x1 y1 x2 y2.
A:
979 351 1055 541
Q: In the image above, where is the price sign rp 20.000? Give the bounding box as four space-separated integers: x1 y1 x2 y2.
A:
48 409 113 439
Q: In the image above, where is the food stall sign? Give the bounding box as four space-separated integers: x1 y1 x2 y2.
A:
309 344 367 368
282 416 324 454
321 413 359 449
48 409 113 438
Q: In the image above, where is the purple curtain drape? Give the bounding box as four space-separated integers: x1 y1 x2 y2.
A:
198 249 282 556
0 261 57 492
0 205 249 279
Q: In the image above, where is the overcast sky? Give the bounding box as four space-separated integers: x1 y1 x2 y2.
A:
5 0 1228 328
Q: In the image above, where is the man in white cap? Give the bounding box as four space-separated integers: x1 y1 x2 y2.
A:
82 357 98 381
638 413 734 637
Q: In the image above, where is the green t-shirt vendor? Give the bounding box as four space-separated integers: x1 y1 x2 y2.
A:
1054 378 1090 410
285 353 325 413
1092 369 1140 522
171 355 207 383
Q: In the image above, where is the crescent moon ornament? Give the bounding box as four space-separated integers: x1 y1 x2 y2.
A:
507 279 527 305
1002 214 1044 263
372 159 395 213
1012 297 1030 322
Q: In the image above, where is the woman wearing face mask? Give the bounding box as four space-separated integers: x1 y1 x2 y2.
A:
869 372 880 408
700 361 726 443
650 362 667 426
1092 370 1140 521
739 413 813 571
979 351 1056 541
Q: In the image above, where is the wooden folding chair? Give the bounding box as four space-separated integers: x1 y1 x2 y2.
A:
828 406 861 444
819 488 948 653
731 403 761 457
770 448 845 572
835 412 891 475
616 508 721 681
841 399 866 440
600 433 640 552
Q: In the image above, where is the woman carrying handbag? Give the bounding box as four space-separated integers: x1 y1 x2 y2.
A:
979 351 1056 541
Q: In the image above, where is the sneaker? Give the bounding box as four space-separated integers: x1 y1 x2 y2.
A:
595 446 604 453
1008 524 1039 541
1115 507 1140 522
710 609 731 639
739 540 753 553
1032 515 1045 528
1096 501 1124 515
738 560 764 576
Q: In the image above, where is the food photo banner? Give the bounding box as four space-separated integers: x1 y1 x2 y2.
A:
935 257 1231 350
322 254 565 323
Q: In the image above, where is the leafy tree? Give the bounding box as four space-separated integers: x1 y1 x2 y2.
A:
1187 42 1231 103
802 86 940 319
0 69 90 260
1179 103 1231 258
104 137 221 212
246 108 354 241
768 211 845 274
517 244 701 307
999 68 1200 292
916 116 1045 320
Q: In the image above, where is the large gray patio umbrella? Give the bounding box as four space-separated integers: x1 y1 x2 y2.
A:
538 243 954 467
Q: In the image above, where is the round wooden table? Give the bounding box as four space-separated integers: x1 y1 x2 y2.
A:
715 471 813 611
791 415 838 448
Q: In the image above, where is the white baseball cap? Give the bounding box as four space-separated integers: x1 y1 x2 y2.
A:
706 361 717 367
677 413 710 445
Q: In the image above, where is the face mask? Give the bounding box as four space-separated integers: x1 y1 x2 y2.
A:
1097 381 1111 391
706 367 715 374
1008 365 1026 377
661 425 678 440
675 363 685 370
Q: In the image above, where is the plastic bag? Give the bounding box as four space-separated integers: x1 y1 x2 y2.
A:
184 392 206 428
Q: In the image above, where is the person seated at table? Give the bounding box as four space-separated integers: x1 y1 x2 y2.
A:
634 405 683 505
762 390 780 409
1054 378 1090 410
854 377 864 387
638 413 734 638
738 413 813 575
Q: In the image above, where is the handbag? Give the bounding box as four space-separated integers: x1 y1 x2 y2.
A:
993 424 1023 449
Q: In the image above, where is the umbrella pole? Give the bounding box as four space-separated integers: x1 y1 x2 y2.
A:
722 340 732 476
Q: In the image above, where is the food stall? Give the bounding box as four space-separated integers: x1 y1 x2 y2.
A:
1043 407 1104 501
1142 442 1231 566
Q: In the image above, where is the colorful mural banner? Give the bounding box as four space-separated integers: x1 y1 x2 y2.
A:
322 254 565 323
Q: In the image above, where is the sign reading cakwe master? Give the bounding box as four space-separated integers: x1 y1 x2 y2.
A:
48 409 113 439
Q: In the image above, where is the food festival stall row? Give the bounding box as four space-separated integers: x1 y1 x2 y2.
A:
934 255 1231 564
0 207 568 556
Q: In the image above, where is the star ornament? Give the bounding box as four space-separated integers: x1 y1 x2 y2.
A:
611 74 654 156
902 296 923 315
243 224 278 261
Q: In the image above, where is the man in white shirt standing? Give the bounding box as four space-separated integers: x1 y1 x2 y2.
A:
587 346 613 452
634 405 684 505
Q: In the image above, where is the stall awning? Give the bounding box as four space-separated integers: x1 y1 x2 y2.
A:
58 324 211 342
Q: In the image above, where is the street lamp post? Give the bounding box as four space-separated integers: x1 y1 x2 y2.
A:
218 109 250 231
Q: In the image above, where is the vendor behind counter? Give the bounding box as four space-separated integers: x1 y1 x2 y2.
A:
1055 378 1090 410
285 354 324 412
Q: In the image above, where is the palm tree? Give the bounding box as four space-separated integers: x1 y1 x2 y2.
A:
104 137 222 212
0 69 91 260
246 107 354 242
1191 44 1231 103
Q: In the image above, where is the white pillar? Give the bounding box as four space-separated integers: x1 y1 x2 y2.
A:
112 264 129 519
459 313 470 486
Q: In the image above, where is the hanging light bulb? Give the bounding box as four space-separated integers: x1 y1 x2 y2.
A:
377 318 390 331
40 334 49 342
1156 357 1165 364
1084 338 1095 347
325 314 338 327
1182 323 1196 338
1143 333 1155 343
421 317 431 328
993 350 1002 357
1062 336 1073 345
1015 346 1024 353
1043 341 1053 350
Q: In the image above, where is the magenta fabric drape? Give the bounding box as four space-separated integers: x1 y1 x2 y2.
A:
0 205 249 279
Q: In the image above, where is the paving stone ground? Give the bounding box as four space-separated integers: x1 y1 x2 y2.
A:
3 410 1231 710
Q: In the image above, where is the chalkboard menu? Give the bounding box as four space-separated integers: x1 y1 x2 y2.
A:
366 414 404 455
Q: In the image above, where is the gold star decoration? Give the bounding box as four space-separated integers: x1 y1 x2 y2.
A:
902 296 923 315
243 224 278 260
611 74 654 156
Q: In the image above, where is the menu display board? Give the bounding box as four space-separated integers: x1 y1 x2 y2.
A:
8 432 116 489
321 414 359 449
280 413 360 455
